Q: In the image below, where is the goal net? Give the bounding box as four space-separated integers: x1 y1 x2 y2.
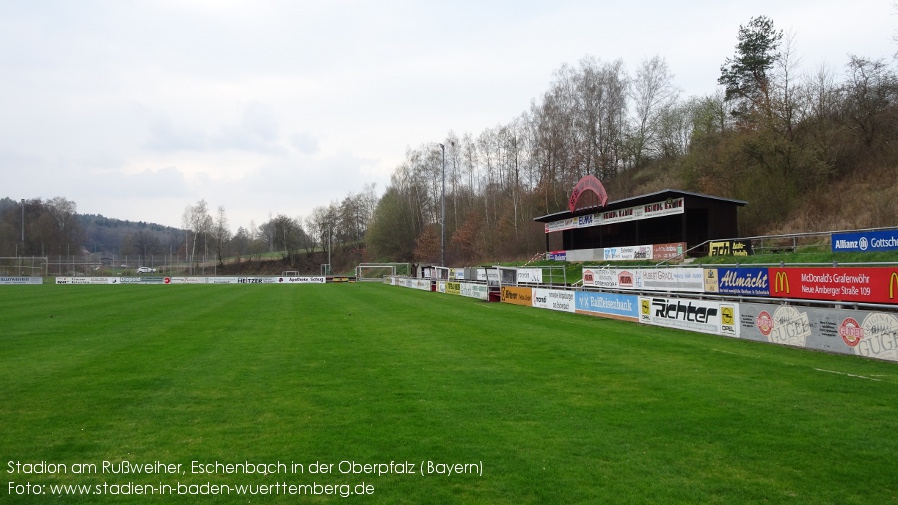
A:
356 263 410 281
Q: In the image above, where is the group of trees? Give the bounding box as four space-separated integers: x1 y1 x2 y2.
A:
0 197 83 258
366 15 898 264
178 184 378 271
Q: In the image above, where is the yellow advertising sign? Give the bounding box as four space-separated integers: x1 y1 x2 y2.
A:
501 286 533 306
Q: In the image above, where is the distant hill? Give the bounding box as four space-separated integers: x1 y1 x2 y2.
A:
79 214 185 256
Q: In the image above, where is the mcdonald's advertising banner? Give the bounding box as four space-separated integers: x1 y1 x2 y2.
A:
769 267 898 305
639 296 738 337
739 302 898 362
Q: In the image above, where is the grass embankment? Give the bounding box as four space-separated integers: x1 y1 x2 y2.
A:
2 283 898 504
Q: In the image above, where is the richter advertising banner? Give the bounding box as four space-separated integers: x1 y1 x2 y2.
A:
739 302 898 362
832 229 898 253
769 267 898 305
639 296 738 337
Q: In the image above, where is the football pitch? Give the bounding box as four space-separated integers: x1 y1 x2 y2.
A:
2 283 898 504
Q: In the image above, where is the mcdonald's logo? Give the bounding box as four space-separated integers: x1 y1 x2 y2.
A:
890 272 898 299
774 271 790 294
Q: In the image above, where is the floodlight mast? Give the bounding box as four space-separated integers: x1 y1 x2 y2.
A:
439 143 445 267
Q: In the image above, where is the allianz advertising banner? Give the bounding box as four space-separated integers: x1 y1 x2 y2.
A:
832 229 898 253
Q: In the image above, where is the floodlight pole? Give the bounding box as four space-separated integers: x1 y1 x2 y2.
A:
20 198 25 251
439 143 445 267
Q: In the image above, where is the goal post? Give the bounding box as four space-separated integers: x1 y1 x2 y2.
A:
355 262 410 281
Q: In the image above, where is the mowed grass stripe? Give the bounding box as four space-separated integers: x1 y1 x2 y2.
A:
2 283 897 504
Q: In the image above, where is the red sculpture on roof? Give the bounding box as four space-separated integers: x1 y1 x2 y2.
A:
568 175 608 213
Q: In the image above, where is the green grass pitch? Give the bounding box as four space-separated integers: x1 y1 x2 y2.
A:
2 283 898 504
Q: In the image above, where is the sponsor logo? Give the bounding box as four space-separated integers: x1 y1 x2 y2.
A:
860 237 868 250
164 277 171 284
774 271 790 295
583 270 594 284
651 298 718 324
721 306 735 325
839 317 864 347
891 272 898 300
756 311 774 336
618 271 633 288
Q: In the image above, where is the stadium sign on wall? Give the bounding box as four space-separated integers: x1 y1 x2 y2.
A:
575 291 638 321
832 229 898 253
739 302 898 361
703 267 770 296
639 296 738 336
544 197 685 233
769 267 898 305
1 277 42 285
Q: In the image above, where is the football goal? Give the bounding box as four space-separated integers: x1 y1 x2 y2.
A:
355 263 411 281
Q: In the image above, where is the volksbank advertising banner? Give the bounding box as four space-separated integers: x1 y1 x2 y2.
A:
832 229 898 253
575 291 638 321
639 296 738 337
1 277 42 285
703 267 770 296
739 302 898 362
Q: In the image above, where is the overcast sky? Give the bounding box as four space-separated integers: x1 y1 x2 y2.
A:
1 0 895 229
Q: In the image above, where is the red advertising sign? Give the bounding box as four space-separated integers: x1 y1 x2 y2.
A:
769 267 898 305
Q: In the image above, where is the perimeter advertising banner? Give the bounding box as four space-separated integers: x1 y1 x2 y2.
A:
739 302 898 362
501 286 533 306
581 267 636 290
832 229 898 253
636 268 704 293
769 267 898 305
1 277 42 285
703 267 770 296
446 281 461 296
575 291 638 321
532 288 576 313
460 282 489 300
708 240 752 256
639 296 738 337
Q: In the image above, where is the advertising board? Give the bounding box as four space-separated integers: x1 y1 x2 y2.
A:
532 288 575 313
639 296 738 336
516 268 543 284
574 291 638 321
708 240 752 256
704 267 770 296
0 277 42 285
581 267 635 290
501 286 533 306
769 267 898 305
460 282 488 300
739 302 898 362
636 268 704 293
446 281 461 296
604 245 653 261
276 276 326 283
832 229 898 253
652 242 686 260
